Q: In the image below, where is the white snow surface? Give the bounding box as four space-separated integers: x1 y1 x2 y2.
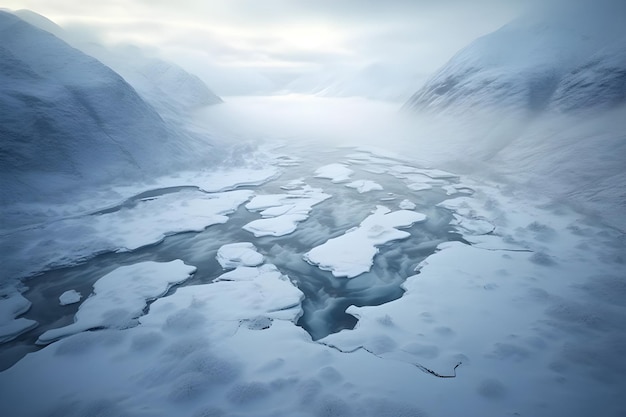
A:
59 290 81 306
4 189 253 282
304 205 427 278
243 185 331 237
38 260 197 345
0 292 37 344
314 163 354 183
217 243 264 269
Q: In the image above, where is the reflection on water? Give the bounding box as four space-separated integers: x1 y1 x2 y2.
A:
2 145 468 370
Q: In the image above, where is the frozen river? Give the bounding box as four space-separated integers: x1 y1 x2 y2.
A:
1 99 625 416
1 144 465 369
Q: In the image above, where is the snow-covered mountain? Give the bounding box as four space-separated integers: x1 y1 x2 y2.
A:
12 9 222 121
399 0 626 232
404 0 626 114
0 11 209 206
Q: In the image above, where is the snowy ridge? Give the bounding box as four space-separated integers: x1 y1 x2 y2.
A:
404 0 626 114
0 11 173 205
12 9 222 119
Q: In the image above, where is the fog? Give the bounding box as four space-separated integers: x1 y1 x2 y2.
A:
3 0 525 97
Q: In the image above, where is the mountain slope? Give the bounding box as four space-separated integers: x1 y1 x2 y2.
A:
0 11 192 205
12 9 222 120
404 1 626 114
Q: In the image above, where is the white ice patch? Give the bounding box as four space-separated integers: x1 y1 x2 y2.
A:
92 190 254 251
345 180 383 193
59 290 81 306
314 163 354 183
217 242 264 269
399 199 416 210
243 185 331 237
143 254 303 324
304 206 427 278
0 292 38 344
123 167 281 194
37 260 196 345
7 190 252 280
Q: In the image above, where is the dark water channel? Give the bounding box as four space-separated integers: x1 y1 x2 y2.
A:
1 146 468 370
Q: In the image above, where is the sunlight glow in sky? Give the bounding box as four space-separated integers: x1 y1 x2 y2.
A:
3 1 524 72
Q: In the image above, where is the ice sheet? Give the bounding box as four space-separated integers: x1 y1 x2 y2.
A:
304 206 427 278
37 260 196 345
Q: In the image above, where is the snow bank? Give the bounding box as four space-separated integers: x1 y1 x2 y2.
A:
38 260 196 345
304 206 427 278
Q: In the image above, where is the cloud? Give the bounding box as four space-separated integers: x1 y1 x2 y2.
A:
3 0 526 92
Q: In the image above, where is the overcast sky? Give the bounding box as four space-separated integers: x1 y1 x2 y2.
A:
3 1 528 93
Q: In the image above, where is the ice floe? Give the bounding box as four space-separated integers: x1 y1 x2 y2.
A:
243 185 331 237
399 199 416 210
217 242 265 269
0 292 37 344
59 290 81 306
314 163 354 183
345 180 383 193
304 205 427 278
6 189 253 281
37 260 196 345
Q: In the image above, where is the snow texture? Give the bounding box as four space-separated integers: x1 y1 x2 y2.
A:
405 1 626 114
304 205 427 278
38 260 197 345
